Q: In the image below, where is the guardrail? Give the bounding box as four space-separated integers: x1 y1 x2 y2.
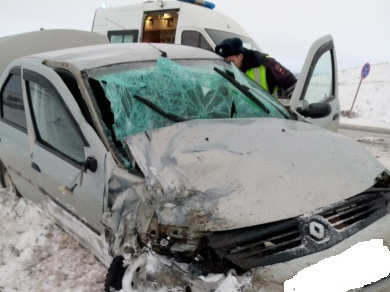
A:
339 123 390 135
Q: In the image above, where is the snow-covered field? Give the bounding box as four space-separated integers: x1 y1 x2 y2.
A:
1 63 390 292
340 63 390 128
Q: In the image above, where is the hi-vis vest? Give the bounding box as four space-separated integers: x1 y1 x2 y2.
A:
245 63 279 97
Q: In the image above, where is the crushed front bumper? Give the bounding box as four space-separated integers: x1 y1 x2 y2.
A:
206 192 387 271
250 212 390 291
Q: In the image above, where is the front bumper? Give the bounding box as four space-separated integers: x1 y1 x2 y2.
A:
250 212 390 291
204 192 387 272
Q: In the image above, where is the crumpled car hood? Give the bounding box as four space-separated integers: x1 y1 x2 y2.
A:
126 118 385 232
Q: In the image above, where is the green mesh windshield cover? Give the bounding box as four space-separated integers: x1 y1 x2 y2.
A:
96 58 288 144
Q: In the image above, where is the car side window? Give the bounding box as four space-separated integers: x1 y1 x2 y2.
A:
303 50 333 104
0 73 27 130
181 31 213 51
26 79 86 163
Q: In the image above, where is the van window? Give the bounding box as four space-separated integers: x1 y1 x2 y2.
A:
142 10 178 43
108 30 139 43
181 31 213 51
0 73 27 130
205 28 259 50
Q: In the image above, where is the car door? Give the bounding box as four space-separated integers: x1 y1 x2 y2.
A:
22 63 108 235
290 35 340 131
0 66 43 202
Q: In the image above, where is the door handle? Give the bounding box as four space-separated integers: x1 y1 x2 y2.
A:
31 162 41 173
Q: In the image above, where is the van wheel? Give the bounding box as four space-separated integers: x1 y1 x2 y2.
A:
104 255 127 292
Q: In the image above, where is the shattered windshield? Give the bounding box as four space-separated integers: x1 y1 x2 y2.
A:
89 58 291 146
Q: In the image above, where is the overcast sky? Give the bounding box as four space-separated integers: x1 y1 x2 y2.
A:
1 0 389 71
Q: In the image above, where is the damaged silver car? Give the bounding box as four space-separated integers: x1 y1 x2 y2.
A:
1 34 390 291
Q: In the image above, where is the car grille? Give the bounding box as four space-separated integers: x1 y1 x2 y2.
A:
206 191 388 270
319 193 386 230
207 218 303 269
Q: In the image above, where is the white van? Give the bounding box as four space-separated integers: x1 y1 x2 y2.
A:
92 0 259 51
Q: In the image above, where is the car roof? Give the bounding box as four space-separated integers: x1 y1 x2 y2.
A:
0 29 108 74
27 43 222 71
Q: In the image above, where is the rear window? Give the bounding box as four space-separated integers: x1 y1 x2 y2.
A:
1 73 27 130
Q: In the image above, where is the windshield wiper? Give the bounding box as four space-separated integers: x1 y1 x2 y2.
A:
214 67 270 114
148 44 168 58
133 94 187 123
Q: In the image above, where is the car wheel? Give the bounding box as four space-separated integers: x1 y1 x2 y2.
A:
104 255 127 292
121 254 148 292
0 161 19 196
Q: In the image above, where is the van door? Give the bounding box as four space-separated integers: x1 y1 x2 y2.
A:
0 67 42 202
142 10 179 43
22 65 108 235
290 35 340 131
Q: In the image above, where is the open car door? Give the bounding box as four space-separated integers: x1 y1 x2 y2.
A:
290 35 340 131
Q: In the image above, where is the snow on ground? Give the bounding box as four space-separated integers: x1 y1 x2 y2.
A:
0 189 106 292
339 63 390 128
1 63 390 292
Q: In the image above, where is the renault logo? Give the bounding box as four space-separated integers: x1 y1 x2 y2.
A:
309 221 325 241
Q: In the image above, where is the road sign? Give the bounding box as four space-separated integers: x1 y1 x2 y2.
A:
347 62 371 115
361 63 370 79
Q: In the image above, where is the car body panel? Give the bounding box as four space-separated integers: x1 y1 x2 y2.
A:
0 29 108 74
126 118 385 231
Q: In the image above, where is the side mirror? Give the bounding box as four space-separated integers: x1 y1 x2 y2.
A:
297 102 331 119
85 156 98 173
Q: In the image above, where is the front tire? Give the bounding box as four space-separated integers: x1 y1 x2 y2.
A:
104 256 127 292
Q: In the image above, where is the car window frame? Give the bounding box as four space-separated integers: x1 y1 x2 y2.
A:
299 42 336 103
23 69 89 168
0 67 28 133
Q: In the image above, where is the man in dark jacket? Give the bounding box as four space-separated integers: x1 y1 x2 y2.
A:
215 38 297 99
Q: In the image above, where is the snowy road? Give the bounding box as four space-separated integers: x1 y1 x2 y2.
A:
1 125 390 292
340 124 390 168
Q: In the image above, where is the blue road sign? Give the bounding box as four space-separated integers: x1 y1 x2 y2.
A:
361 63 370 79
